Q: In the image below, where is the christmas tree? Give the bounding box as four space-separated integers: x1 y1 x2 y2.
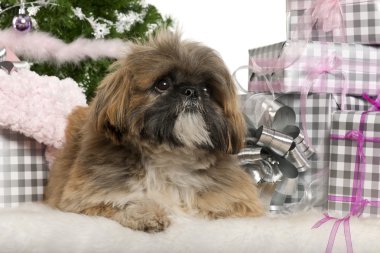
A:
0 0 172 100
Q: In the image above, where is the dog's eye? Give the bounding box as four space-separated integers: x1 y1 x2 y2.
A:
155 79 171 92
203 87 210 96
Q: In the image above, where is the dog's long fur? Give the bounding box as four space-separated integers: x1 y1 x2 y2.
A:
45 31 263 232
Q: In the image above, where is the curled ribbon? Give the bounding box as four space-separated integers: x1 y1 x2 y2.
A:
239 96 315 212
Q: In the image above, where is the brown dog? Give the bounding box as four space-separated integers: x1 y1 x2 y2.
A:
45 30 263 232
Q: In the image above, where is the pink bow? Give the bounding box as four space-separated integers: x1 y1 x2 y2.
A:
311 0 344 32
307 55 342 81
300 54 343 145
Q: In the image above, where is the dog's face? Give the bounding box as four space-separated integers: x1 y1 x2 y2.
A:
90 31 245 154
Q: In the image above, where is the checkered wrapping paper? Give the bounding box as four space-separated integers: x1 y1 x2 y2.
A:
248 42 286 82
277 93 336 205
328 111 380 217
248 41 380 95
241 93 337 207
240 93 372 209
0 128 48 207
334 94 373 111
287 0 380 44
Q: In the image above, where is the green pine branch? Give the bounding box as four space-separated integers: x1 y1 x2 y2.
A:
0 0 173 101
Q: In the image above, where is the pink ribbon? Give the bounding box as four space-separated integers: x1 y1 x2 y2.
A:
331 127 380 214
312 213 352 253
306 52 348 110
290 0 347 42
313 93 380 253
363 93 380 111
306 54 342 80
248 53 347 146
301 53 347 145
311 0 344 33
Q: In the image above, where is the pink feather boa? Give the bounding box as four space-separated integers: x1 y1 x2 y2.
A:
0 29 129 63
0 68 87 149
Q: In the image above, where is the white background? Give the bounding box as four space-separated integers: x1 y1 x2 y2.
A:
146 0 286 87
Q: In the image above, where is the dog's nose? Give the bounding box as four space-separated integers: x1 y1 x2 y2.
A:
182 87 198 98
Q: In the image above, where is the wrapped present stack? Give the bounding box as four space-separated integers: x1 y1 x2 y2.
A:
240 0 380 251
0 48 86 207
240 0 380 218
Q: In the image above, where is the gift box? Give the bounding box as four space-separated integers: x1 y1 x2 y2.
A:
241 93 338 211
287 0 380 44
0 48 87 208
248 41 380 96
0 129 48 207
0 48 48 207
328 109 380 217
240 93 373 212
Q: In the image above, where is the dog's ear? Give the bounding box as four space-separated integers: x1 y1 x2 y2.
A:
89 62 130 144
223 76 246 155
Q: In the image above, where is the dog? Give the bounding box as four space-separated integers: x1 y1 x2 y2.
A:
45 30 263 232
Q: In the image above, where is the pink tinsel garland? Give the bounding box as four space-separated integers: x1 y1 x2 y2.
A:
0 29 130 63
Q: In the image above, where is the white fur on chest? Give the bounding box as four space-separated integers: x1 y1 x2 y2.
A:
174 112 213 148
138 147 215 212
102 147 217 214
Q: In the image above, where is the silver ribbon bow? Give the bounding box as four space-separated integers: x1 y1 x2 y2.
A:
0 48 30 74
240 94 315 212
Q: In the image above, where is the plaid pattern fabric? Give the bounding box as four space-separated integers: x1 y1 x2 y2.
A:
333 94 373 111
248 41 380 96
248 42 286 82
286 0 313 12
287 0 380 44
241 93 372 209
242 93 337 207
0 128 48 207
276 93 336 205
328 111 380 217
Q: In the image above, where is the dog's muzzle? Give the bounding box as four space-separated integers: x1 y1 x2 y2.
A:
180 86 201 111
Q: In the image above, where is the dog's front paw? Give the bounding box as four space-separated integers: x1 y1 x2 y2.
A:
196 189 264 219
114 200 171 232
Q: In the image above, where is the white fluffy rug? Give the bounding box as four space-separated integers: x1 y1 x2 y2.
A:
0 204 379 253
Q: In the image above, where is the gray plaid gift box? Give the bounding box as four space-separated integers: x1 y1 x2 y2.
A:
0 128 48 207
328 109 380 217
240 93 372 211
241 93 338 210
287 0 380 44
248 40 380 96
0 48 86 208
278 93 335 207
